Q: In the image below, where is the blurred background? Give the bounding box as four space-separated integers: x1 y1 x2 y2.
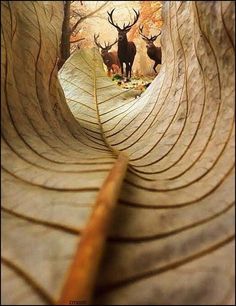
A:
69 1 163 77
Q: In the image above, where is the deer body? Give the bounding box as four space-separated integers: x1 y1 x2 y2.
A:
139 25 162 73
117 37 136 78
107 9 140 79
101 50 120 76
147 45 162 72
94 34 120 76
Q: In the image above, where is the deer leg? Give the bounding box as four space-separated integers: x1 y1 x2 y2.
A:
121 62 124 77
129 62 132 79
125 62 129 79
130 57 135 78
153 62 158 73
128 63 131 79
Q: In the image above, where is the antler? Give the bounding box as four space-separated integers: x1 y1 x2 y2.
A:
105 38 118 49
94 34 118 50
123 9 140 31
108 8 140 31
139 25 162 42
94 34 104 49
151 29 162 41
139 25 149 41
107 8 121 30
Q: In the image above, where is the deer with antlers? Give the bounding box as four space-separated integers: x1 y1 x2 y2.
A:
107 8 140 80
94 34 120 77
139 25 162 73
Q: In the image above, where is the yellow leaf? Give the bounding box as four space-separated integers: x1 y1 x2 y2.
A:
1 1 235 305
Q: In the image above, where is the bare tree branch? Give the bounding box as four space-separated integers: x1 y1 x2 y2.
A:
70 37 85 43
70 1 109 34
71 9 83 18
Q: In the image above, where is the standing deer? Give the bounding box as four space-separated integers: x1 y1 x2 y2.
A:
107 8 140 80
139 25 162 73
94 34 120 77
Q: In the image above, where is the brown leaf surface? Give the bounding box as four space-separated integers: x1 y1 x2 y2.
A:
1 1 235 305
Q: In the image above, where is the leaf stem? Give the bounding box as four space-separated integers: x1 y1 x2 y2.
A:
57 153 129 305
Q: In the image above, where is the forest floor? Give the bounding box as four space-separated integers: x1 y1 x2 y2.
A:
112 74 156 93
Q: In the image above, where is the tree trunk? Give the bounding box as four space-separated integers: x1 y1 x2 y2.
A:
58 1 71 70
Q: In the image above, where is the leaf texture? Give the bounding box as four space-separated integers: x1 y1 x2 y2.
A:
1 1 235 305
